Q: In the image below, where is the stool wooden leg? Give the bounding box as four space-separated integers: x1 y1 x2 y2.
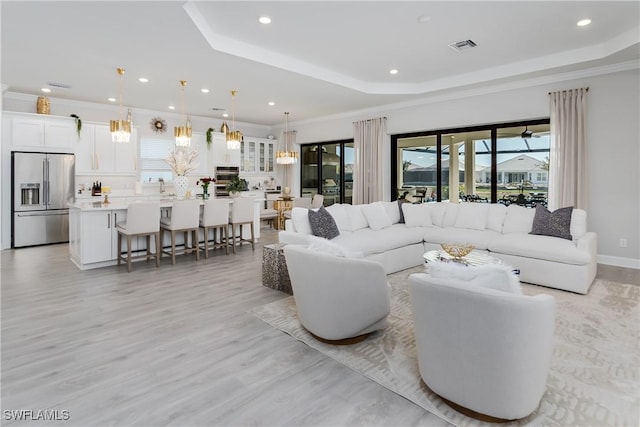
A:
146 235 151 262
117 232 122 266
126 235 133 272
155 232 160 267
171 230 176 265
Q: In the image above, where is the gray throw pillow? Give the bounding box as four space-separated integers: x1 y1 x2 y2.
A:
398 199 407 224
530 205 573 240
308 206 340 240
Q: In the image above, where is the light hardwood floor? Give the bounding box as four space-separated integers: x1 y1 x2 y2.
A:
2 228 637 426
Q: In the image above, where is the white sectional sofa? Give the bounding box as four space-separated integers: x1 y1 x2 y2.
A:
278 201 597 294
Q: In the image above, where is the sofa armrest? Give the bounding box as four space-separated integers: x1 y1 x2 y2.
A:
278 230 309 245
576 232 597 261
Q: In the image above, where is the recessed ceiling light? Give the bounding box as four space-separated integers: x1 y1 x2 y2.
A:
259 16 271 24
201 88 210 93
268 101 275 106
168 105 175 110
389 69 398 75
138 77 149 83
108 97 116 102
41 88 51 93
222 113 229 118
577 19 591 27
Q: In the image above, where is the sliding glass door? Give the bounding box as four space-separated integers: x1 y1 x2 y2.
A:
300 140 353 206
392 119 549 205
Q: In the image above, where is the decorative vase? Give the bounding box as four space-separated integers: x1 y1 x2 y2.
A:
174 176 189 200
36 96 50 115
203 187 210 200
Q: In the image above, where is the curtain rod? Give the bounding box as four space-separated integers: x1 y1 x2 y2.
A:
548 87 589 95
352 116 387 123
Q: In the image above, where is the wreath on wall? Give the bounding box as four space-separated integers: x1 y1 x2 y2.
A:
150 117 167 133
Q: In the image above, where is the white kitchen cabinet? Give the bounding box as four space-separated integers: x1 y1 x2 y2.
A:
5 112 75 150
241 137 275 174
191 132 210 175
80 210 117 264
211 132 240 166
75 123 138 175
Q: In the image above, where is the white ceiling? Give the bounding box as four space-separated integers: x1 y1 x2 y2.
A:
2 1 638 126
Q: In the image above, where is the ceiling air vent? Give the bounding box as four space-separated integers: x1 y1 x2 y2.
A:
448 39 477 52
47 81 72 89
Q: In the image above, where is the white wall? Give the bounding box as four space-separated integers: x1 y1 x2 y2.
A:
287 68 640 268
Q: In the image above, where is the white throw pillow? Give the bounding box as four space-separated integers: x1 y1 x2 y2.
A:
502 205 536 234
325 203 351 231
291 207 312 235
306 235 364 258
570 209 587 240
428 262 522 294
442 203 459 227
361 202 393 231
454 203 489 231
401 203 433 227
346 204 369 230
382 201 401 224
429 202 447 227
486 203 507 233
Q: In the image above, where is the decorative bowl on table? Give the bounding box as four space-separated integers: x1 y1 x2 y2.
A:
440 243 474 260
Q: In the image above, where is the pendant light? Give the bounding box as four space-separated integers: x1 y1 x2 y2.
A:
226 90 242 150
110 67 131 143
276 112 298 164
174 80 192 147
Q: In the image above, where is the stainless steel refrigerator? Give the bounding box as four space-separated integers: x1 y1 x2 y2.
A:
12 151 75 247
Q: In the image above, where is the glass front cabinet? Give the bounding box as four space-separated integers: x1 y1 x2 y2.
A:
241 137 275 174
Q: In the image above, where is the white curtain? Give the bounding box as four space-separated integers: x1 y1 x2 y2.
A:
548 88 588 210
353 117 386 204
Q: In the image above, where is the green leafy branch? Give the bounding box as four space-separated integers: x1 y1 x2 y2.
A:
70 114 82 137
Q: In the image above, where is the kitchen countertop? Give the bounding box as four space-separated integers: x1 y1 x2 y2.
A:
69 196 264 211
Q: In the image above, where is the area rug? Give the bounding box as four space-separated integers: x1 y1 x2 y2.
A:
252 268 639 427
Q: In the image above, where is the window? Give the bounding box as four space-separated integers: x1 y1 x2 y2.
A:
392 119 550 206
139 137 174 183
300 140 353 206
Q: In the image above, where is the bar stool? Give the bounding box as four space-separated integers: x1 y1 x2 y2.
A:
229 197 255 253
160 199 201 265
200 199 230 258
116 202 161 272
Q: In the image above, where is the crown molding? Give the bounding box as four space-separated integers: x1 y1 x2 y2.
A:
291 60 640 127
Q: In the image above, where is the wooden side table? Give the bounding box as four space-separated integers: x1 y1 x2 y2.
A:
262 243 292 294
273 199 293 230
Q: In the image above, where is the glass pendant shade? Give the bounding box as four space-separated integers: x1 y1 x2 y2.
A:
226 90 242 150
276 112 298 164
110 119 131 143
110 67 131 143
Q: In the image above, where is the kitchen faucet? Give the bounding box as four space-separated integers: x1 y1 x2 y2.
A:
159 178 165 193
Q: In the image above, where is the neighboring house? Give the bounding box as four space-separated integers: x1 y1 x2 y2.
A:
478 154 548 186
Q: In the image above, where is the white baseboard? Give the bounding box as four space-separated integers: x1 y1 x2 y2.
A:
597 254 640 269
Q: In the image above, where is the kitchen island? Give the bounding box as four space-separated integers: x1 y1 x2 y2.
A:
69 196 263 270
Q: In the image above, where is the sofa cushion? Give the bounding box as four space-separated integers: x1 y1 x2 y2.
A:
502 205 536 234
362 202 393 230
333 224 424 256
291 207 312 235
570 209 587 240
530 205 573 241
488 233 591 265
346 204 369 230
429 202 447 227
382 201 401 224
428 262 522 294
325 203 350 231
306 234 363 258
486 203 507 233
308 206 340 239
423 227 500 250
402 203 433 227
442 203 459 227
454 202 489 230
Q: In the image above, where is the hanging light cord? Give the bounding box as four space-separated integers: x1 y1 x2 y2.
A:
231 90 237 131
117 68 125 121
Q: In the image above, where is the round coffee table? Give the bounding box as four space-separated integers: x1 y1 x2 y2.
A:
423 249 502 268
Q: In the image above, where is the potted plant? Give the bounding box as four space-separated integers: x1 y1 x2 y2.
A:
225 175 248 197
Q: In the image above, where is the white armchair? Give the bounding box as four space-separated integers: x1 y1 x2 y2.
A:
283 244 391 344
409 270 555 421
